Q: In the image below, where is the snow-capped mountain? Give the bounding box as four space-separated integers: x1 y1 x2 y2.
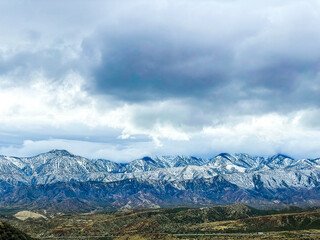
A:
0 150 209 186
1 149 320 211
125 155 207 172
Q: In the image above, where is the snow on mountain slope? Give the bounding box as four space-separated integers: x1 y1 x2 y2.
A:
0 150 211 186
224 168 320 190
0 157 24 175
207 153 248 174
124 155 207 172
1 149 320 194
286 158 317 170
265 154 295 169
94 165 218 183
159 155 208 167
2 150 320 210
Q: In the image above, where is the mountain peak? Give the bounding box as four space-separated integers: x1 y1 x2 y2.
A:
270 153 293 160
216 153 232 158
141 156 154 161
47 149 73 156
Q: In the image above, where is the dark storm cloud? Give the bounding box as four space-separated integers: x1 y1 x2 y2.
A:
2 0 318 113
82 0 320 114
240 59 320 112
87 30 232 101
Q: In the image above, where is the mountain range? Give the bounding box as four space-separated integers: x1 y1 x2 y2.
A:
1 150 320 212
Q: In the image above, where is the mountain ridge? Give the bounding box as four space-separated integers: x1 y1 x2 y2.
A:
1 149 320 211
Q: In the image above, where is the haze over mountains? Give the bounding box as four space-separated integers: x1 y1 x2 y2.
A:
0 149 320 212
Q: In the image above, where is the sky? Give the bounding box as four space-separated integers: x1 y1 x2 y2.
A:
0 0 320 162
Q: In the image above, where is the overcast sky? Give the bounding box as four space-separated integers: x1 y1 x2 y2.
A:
0 0 320 161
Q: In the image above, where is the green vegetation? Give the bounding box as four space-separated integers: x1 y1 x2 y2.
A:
0 221 33 240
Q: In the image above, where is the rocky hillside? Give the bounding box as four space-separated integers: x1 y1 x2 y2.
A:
0 221 33 240
1 150 320 211
4 204 320 239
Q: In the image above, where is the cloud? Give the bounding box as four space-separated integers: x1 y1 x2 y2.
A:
87 30 231 101
0 0 320 159
2 111 320 162
0 48 79 84
84 1 255 101
83 0 320 114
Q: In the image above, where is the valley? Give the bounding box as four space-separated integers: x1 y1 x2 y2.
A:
2 204 320 239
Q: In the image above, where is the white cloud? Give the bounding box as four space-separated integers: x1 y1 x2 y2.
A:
1 0 320 159
1 106 320 161
0 69 320 160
